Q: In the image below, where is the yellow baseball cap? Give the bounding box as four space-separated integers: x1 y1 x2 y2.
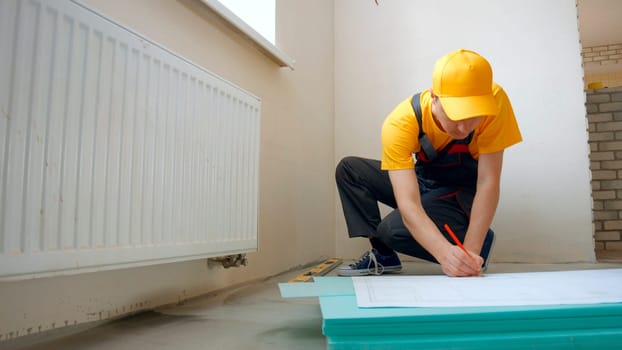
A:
432 49 497 121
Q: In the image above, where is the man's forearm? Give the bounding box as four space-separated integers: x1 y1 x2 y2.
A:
401 204 451 261
464 182 500 254
388 170 452 261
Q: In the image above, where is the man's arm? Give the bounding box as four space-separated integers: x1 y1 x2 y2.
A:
463 150 504 254
388 170 482 276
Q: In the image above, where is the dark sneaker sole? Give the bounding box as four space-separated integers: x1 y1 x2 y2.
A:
383 266 403 274
337 265 402 276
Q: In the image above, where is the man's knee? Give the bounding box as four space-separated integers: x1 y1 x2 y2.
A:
335 156 361 184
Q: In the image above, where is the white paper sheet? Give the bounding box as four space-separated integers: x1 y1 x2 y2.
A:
353 268 622 308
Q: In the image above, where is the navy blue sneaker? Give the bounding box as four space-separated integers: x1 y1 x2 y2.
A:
337 249 402 276
480 230 495 272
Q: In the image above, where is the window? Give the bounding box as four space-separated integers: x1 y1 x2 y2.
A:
218 0 275 44
199 0 293 68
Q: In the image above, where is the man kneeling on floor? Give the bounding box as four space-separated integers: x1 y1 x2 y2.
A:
335 49 522 277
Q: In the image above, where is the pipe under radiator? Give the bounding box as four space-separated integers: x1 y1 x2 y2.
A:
0 0 260 279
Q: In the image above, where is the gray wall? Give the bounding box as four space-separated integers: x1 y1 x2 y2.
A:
587 87 622 252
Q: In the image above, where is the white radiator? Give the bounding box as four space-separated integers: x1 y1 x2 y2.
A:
0 0 260 279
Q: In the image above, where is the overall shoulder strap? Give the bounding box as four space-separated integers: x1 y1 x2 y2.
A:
411 93 424 139
411 93 438 161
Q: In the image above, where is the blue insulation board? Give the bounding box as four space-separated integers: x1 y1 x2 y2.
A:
280 276 622 350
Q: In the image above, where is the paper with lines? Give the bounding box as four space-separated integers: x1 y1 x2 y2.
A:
353 268 622 308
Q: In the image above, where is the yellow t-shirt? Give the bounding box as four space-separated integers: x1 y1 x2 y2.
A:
381 83 522 170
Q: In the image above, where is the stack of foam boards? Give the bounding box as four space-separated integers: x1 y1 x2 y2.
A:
279 271 622 350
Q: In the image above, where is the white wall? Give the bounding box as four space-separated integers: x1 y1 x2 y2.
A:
1 0 335 342
334 0 595 262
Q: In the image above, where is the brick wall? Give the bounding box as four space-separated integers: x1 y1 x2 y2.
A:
587 86 622 251
582 43 622 66
582 43 622 89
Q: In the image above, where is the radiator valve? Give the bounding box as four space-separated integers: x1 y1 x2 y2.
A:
208 254 248 268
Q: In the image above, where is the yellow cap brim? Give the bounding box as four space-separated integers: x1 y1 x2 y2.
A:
439 94 498 121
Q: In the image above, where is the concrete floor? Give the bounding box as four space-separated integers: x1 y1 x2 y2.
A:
6 260 622 350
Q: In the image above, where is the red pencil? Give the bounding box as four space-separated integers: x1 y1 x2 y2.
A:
443 224 471 257
444 224 481 275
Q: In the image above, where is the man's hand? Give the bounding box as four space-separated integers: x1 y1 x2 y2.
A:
439 245 483 277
